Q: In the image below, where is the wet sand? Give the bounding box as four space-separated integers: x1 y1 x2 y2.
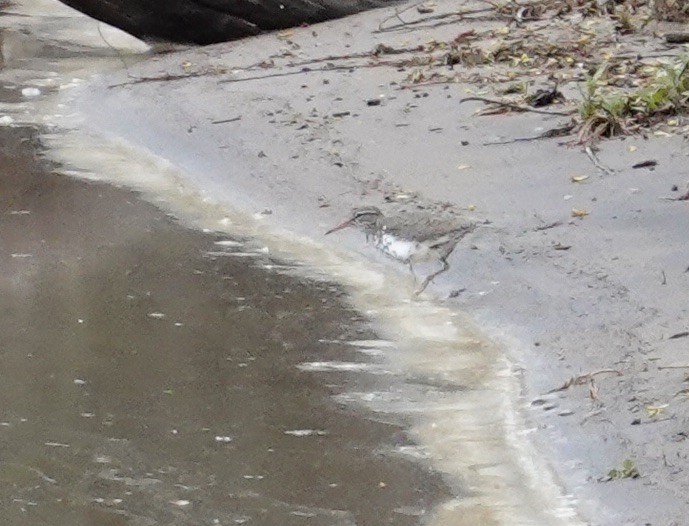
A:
0 126 450 525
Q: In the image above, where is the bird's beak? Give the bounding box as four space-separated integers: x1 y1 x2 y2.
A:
325 218 354 235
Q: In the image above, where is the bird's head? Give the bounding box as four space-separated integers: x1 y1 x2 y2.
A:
325 206 383 235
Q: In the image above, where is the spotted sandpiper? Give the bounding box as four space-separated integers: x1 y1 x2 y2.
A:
325 206 474 294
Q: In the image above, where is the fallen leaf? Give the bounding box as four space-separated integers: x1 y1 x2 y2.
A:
457 164 471 170
277 30 294 40
645 404 668 417
571 175 590 183
571 208 590 218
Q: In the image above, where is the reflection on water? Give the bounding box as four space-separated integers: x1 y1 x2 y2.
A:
0 127 449 524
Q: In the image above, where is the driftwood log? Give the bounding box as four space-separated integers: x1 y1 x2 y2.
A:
57 0 402 45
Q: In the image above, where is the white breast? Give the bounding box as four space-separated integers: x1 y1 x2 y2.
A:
374 233 419 262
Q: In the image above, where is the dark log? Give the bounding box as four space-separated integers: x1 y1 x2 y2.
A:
56 0 402 45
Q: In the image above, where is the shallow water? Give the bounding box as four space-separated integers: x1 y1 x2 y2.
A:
0 126 450 525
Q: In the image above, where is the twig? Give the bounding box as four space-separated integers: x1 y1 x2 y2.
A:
547 369 622 393
218 63 386 85
212 116 241 124
658 364 689 370
534 220 563 231
585 145 615 175
484 122 576 145
378 5 497 32
460 96 576 116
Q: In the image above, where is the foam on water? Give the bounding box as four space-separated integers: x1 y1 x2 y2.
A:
1 2 584 524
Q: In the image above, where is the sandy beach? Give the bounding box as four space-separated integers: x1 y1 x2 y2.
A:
9 0 689 523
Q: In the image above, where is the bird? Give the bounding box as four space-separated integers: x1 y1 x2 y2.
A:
325 206 474 294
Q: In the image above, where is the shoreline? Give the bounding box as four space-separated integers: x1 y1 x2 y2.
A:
37 0 689 523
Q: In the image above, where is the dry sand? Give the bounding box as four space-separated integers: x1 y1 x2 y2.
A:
46 0 689 524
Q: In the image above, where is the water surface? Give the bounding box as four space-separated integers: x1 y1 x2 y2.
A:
0 125 449 525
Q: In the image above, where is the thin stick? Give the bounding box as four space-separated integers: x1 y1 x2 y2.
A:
547 369 622 393
585 145 615 175
378 5 497 32
658 365 689 370
460 96 576 116
212 116 242 124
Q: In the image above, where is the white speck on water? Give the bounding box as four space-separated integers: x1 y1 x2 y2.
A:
394 506 426 516
77 319 84 324
174 322 184 327
80 412 95 418
205 251 257 258
284 429 329 437
21 87 41 97
347 340 395 348
73 378 86 385
45 442 70 448
8 209 30 215
259 246 269 253
243 475 264 480
214 435 233 443
11 253 32 258
214 240 242 247
0 115 14 125
297 361 374 372
148 312 166 319
0 422 10 427
291 511 317 517
171 429 178 435
171 499 190 507
95 455 111 463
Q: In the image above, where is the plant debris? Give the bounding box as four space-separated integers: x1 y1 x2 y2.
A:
548 369 622 393
604 459 640 481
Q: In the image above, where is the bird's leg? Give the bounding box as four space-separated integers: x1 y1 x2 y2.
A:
408 260 418 282
413 258 450 297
